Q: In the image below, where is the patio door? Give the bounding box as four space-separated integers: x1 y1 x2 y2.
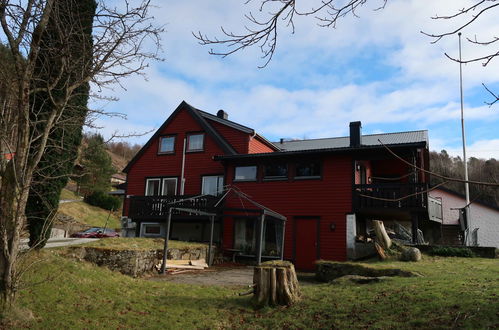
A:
294 217 319 271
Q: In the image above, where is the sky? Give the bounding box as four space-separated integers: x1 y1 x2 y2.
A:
93 0 499 160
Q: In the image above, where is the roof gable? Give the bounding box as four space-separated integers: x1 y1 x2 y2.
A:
123 101 236 173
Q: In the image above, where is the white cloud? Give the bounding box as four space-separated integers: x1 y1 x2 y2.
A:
94 0 499 159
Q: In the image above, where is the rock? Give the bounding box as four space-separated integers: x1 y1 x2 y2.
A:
316 261 422 282
401 247 422 262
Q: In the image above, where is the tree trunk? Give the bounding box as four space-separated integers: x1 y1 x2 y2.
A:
253 261 301 308
373 220 392 250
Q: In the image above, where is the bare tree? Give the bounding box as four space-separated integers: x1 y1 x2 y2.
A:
0 0 162 309
195 0 498 105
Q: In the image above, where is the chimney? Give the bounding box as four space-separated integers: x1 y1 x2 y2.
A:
217 109 228 120
349 121 362 147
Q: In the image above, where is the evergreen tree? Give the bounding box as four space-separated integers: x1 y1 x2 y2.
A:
76 134 116 195
25 0 97 249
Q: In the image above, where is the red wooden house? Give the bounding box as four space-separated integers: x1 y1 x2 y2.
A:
122 101 437 270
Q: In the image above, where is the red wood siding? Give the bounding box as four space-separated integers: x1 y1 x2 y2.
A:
249 136 275 153
207 119 249 154
124 108 226 216
223 155 352 262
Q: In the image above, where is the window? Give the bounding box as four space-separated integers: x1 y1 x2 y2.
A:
202 175 224 196
145 178 177 196
233 217 283 257
158 136 175 154
295 161 321 178
162 178 177 196
235 166 257 181
234 218 256 254
187 133 204 151
140 222 163 237
263 163 288 179
145 178 161 196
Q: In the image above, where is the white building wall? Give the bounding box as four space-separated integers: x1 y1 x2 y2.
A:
430 189 499 248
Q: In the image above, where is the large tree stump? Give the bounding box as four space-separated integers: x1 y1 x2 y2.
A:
253 261 301 308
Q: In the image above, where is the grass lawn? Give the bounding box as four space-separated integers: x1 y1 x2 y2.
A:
10 251 499 329
80 237 208 250
59 188 80 200
58 201 121 230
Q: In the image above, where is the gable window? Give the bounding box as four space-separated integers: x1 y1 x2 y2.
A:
159 136 175 154
202 175 224 196
235 166 257 181
295 161 321 178
263 163 288 180
187 133 204 152
145 178 177 196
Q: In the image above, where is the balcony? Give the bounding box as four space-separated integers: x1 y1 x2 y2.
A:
128 195 221 220
353 183 428 210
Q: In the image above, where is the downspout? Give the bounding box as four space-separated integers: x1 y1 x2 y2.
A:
180 137 186 194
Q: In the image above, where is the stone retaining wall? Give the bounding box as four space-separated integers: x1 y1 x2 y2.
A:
69 246 216 277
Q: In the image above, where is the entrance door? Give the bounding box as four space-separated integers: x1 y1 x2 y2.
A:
294 218 319 271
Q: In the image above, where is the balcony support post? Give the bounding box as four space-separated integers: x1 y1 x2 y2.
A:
160 208 173 275
411 213 419 244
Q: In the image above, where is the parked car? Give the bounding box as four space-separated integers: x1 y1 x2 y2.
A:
71 227 119 238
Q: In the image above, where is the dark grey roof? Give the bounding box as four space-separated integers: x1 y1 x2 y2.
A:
274 130 428 151
198 109 254 134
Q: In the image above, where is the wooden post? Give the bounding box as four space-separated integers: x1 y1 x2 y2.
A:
411 213 419 244
280 220 286 261
160 208 172 274
208 215 214 266
256 214 265 265
253 261 301 308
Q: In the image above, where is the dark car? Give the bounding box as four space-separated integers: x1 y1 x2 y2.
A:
71 227 120 238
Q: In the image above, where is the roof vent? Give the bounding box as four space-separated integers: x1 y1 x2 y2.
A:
217 110 228 120
349 121 362 147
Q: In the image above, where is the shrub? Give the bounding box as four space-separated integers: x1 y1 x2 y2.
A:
84 191 122 211
429 247 475 258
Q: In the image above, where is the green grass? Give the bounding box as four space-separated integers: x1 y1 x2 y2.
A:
80 237 208 250
58 201 121 229
11 252 499 329
59 188 79 200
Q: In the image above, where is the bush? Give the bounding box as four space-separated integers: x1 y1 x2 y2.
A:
429 247 475 258
84 191 122 211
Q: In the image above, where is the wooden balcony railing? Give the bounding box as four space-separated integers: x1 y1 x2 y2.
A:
353 183 428 210
128 195 221 219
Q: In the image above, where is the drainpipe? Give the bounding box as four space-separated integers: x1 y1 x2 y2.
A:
180 137 186 195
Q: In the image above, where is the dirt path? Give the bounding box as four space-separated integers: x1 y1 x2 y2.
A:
148 266 319 287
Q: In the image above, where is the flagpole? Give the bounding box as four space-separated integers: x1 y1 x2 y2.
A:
458 32 471 244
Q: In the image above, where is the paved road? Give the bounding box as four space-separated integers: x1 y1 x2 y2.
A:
20 237 99 250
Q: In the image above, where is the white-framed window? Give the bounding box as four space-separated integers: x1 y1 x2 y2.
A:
162 178 177 196
187 133 204 151
158 136 175 154
140 222 164 237
145 178 161 196
145 178 177 196
202 175 224 196
235 166 257 181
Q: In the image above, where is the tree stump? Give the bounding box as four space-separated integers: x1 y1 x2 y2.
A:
253 261 301 308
